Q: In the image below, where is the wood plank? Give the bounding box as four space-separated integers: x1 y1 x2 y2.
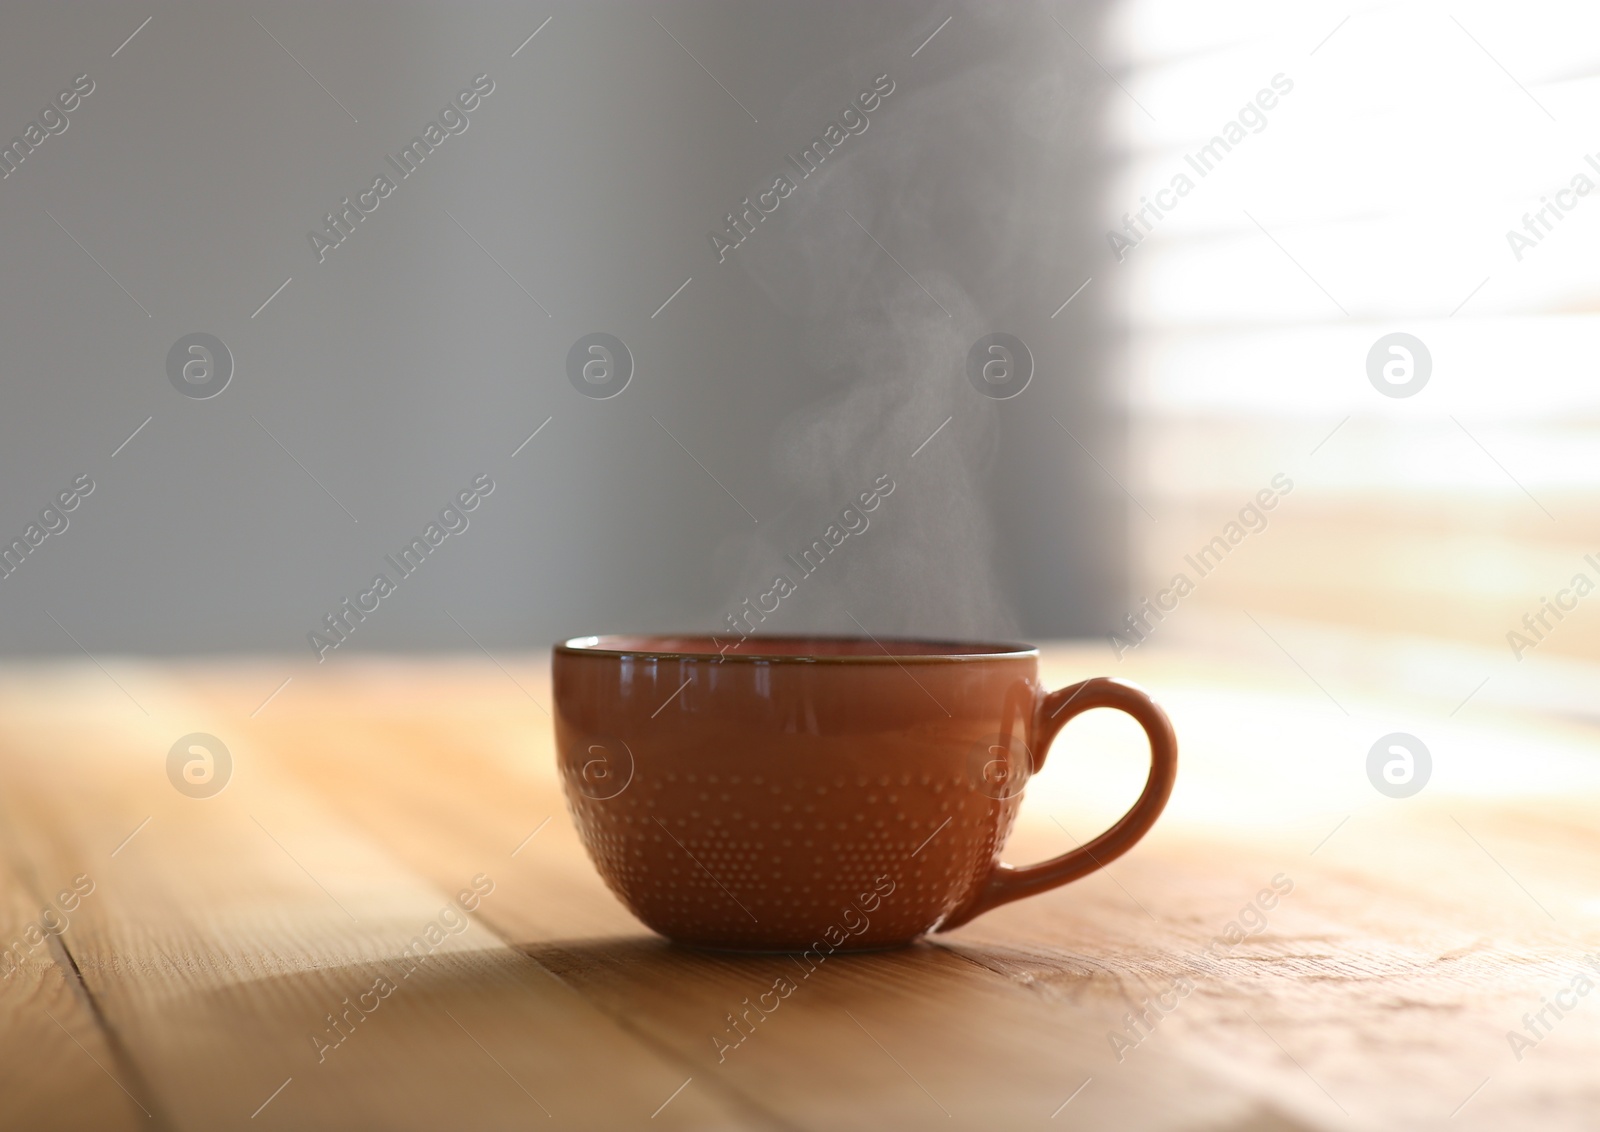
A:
232 716 1268 1129
0 804 150 1131
229 650 1600 1130
8 646 1600 1128
0 662 770 1131
222 660 1327 1128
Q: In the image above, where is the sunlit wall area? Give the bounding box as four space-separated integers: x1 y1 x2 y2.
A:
1104 1 1600 672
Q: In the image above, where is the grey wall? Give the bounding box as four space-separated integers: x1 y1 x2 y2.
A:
0 0 1119 658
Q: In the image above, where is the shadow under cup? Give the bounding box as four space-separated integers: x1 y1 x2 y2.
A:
552 635 1177 952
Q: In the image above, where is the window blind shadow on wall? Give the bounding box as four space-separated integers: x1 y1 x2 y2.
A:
1100 0 1600 688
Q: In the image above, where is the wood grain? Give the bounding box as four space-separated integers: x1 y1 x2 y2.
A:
0 808 148 1131
2 644 1598 1130
0 666 758 1131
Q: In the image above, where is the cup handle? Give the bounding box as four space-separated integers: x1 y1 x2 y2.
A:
938 677 1178 931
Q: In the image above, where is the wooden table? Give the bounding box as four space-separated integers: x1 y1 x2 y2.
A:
4 643 1598 1130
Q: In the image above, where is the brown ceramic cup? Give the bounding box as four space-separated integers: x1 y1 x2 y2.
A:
552 635 1177 951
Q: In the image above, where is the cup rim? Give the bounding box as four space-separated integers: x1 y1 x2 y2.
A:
555 634 1038 664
